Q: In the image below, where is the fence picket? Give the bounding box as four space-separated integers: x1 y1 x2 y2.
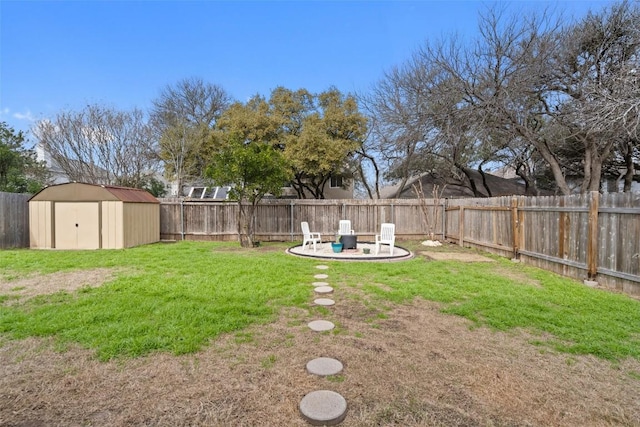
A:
0 192 31 249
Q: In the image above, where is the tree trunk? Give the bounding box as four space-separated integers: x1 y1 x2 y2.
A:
582 142 594 193
477 165 492 197
355 150 381 199
588 156 603 192
394 175 410 198
536 141 572 195
237 201 254 248
623 140 635 192
584 137 615 193
455 162 483 197
515 162 539 196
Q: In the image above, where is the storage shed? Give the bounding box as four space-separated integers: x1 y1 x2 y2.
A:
29 182 160 250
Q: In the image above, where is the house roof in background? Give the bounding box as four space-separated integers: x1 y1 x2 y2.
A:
380 170 540 199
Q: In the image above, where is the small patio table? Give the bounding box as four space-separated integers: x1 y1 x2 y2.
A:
340 234 358 250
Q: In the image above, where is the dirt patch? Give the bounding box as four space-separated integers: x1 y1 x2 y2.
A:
421 251 495 262
1 284 638 426
0 269 118 304
492 265 543 288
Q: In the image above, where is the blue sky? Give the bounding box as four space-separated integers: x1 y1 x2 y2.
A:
1 0 613 140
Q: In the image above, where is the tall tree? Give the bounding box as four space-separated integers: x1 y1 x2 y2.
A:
362 47 500 198
548 1 640 192
150 77 232 194
0 122 49 193
427 2 640 194
217 87 367 199
271 87 367 199
206 135 291 248
33 104 159 188
359 59 436 198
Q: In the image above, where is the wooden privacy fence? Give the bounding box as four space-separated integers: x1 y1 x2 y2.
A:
160 193 640 295
0 192 31 249
1 192 638 294
159 198 445 243
445 192 640 295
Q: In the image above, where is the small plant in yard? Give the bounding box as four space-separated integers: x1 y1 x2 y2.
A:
261 354 277 369
326 374 345 383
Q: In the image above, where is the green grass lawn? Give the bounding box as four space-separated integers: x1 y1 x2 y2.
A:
1 241 639 361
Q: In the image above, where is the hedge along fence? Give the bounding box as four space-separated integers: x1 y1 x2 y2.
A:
0 192 31 249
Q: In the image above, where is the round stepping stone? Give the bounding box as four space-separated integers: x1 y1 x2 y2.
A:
314 274 328 279
299 390 347 426
308 320 335 332
314 286 333 294
306 357 344 377
312 281 329 287
316 265 329 270
314 298 335 307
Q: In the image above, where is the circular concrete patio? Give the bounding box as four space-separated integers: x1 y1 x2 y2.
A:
287 242 413 261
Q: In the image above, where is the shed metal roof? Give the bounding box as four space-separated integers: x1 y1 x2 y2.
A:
101 185 160 203
29 182 159 203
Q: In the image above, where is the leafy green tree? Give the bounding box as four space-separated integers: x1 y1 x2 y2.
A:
218 88 367 198
142 177 168 198
0 122 49 193
206 134 291 248
271 87 367 198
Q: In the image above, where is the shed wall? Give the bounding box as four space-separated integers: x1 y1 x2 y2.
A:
123 203 159 248
102 201 124 249
29 201 53 249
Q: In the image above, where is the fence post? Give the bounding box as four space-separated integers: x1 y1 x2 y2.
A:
558 197 567 260
458 205 464 247
290 200 294 242
587 191 600 280
391 201 395 224
180 199 185 240
511 197 519 259
441 200 446 240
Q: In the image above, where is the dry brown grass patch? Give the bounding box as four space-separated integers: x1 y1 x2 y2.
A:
0 268 119 305
421 251 495 262
1 286 639 426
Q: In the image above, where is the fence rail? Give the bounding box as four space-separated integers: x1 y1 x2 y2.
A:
1 192 638 295
0 192 31 249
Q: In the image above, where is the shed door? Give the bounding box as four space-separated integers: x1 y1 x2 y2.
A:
54 202 100 249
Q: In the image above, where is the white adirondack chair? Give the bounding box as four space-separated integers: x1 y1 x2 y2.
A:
338 220 354 236
375 223 395 255
301 221 322 252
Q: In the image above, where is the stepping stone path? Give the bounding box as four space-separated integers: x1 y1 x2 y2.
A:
299 264 347 425
314 298 335 307
308 319 335 331
306 357 343 376
299 390 348 426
